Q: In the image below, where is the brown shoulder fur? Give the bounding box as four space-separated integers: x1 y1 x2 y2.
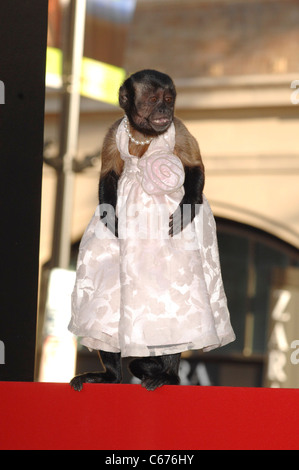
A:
100 117 204 178
173 117 204 171
100 119 124 177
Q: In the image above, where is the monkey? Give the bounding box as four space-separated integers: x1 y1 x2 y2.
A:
69 70 235 392
98 70 204 238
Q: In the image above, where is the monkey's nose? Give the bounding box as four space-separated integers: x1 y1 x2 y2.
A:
158 105 166 113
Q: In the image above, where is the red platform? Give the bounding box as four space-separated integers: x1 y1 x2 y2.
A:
0 382 299 450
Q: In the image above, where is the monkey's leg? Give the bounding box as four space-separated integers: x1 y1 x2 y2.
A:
70 351 122 391
129 354 181 391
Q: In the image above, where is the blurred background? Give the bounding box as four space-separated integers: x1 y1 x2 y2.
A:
37 0 299 389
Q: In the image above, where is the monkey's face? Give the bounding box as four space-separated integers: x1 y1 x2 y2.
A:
132 83 176 136
119 70 177 137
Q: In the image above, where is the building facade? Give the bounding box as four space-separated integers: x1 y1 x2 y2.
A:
40 0 299 387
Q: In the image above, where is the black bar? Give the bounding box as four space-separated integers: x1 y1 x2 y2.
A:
0 1 49 381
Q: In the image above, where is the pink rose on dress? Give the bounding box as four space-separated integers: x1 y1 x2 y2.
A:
137 151 185 196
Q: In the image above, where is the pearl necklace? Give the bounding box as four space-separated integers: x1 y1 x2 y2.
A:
124 116 153 146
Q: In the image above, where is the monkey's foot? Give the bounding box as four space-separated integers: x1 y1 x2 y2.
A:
70 372 121 392
141 374 180 392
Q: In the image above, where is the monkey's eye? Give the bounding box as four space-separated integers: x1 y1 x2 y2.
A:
165 96 173 103
149 96 158 103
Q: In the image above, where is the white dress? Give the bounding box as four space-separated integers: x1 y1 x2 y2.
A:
68 118 236 357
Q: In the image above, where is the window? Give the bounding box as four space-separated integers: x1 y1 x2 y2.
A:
72 219 299 388
183 219 299 388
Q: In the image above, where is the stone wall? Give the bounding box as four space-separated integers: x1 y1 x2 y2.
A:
124 0 299 78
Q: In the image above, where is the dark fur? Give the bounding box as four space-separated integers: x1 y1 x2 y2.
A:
70 351 122 391
169 166 204 236
129 354 181 391
99 170 119 237
71 70 205 392
70 351 181 392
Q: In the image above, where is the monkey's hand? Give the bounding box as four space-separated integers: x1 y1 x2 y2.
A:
169 166 204 237
99 170 119 238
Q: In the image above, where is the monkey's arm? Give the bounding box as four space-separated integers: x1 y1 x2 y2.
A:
169 166 204 236
99 170 119 237
98 121 123 237
169 118 205 236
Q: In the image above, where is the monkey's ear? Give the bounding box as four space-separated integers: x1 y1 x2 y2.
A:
119 85 129 109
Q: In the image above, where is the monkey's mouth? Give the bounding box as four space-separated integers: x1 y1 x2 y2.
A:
144 115 172 135
152 118 170 125
151 117 171 130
